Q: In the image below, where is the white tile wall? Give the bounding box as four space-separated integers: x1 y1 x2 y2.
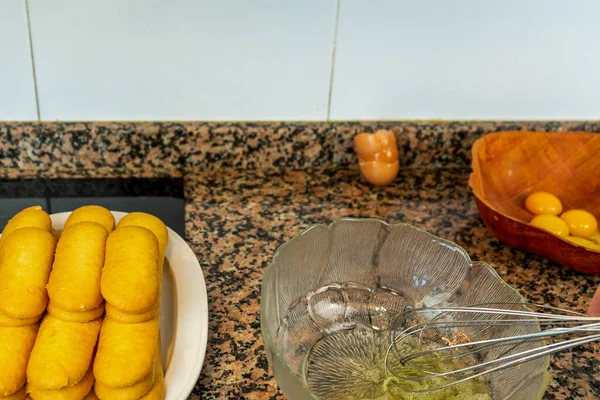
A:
0 1 37 120
27 0 336 121
4 1 600 121
330 0 600 120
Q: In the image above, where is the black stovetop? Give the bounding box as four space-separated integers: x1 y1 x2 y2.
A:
0 178 185 238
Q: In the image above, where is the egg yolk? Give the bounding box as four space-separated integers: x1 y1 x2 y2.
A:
560 209 598 238
564 236 600 251
524 192 563 215
530 214 570 236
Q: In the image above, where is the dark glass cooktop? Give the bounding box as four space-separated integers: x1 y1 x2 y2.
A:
0 178 185 238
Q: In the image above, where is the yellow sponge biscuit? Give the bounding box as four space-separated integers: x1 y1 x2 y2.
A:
0 206 52 248
0 325 38 397
104 301 159 324
1 385 27 400
96 336 164 400
63 206 115 233
46 302 104 323
0 312 39 328
101 227 160 315
47 222 108 313
93 316 159 388
27 315 101 390
27 367 94 400
94 355 157 400
138 354 164 400
0 228 56 321
117 213 168 268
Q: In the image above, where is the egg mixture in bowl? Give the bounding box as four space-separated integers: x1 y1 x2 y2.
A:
261 219 550 400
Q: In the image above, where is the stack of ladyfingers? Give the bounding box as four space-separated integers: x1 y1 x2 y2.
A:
94 213 168 400
0 207 56 400
26 206 114 400
0 206 168 400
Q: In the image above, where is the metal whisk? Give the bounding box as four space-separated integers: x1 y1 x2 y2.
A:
384 302 600 393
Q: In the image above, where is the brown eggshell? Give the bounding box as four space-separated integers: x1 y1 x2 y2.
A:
469 131 600 274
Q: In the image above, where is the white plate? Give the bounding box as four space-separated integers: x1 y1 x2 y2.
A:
51 211 208 400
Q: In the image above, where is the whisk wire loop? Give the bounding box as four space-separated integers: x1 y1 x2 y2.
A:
385 303 600 393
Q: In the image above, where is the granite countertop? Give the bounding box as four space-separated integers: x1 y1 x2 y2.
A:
182 167 600 400
0 121 598 399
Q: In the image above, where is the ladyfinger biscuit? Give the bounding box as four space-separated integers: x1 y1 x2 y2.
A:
0 228 56 321
47 222 108 313
112 213 167 323
1 386 27 400
138 357 164 400
93 316 159 388
46 302 104 324
101 227 160 315
0 313 39 328
94 356 156 400
27 367 94 400
104 301 159 324
64 206 115 233
27 315 102 390
0 206 52 248
0 325 38 397
116 213 168 268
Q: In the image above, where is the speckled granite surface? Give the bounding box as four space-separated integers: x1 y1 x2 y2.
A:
3 121 600 170
0 121 599 399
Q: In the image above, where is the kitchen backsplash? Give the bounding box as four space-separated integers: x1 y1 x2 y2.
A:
3 0 600 121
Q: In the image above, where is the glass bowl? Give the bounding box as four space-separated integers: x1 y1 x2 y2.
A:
260 218 550 400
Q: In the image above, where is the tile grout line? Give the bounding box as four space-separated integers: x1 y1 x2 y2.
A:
24 0 41 121
326 0 341 121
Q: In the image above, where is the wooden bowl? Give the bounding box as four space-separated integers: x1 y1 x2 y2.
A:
469 131 600 274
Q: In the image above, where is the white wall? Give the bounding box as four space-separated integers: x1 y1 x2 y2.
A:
0 1 37 120
3 0 600 121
